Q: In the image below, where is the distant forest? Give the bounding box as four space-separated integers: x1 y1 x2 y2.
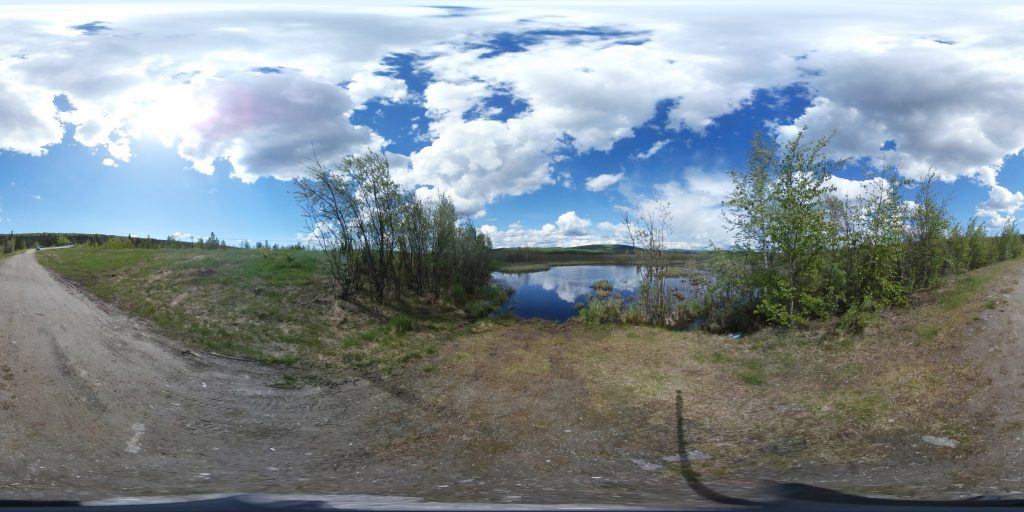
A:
0 232 305 254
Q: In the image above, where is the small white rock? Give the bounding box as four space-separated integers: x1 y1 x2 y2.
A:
630 458 662 471
922 435 958 448
662 450 712 462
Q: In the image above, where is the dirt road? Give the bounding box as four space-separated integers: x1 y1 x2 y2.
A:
0 250 425 499
0 251 698 504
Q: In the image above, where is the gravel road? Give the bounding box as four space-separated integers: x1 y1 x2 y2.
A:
0 251 705 506
0 250 420 500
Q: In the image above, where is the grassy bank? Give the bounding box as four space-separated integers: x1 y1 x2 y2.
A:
37 247 492 374
419 258 1015 481
0 249 19 263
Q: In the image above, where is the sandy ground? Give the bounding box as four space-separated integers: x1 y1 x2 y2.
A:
0 250 412 499
0 251 701 505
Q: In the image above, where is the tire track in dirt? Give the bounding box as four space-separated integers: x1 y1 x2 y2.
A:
956 263 1024 495
0 251 422 500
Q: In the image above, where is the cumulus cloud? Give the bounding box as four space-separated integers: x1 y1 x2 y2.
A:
584 172 624 192
555 211 591 235
621 168 734 249
347 69 408 106
827 175 889 201
175 71 380 182
398 117 555 212
482 210 628 248
636 139 669 159
483 168 734 249
977 184 1024 228
776 41 1024 189
3 2 1024 233
0 6 512 177
0 81 63 155
405 31 795 211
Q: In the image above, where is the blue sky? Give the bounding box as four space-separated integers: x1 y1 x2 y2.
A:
1 2 1024 248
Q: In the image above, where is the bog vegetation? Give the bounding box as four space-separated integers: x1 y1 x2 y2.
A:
294 150 494 304
577 129 1022 332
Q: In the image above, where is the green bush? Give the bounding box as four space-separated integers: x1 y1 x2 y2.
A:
838 298 878 334
447 284 468 307
388 314 417 333
465 300 496 319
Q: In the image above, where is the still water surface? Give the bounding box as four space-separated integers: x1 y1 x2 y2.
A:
491 265 700 322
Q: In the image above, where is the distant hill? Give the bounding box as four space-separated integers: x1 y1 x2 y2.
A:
493 244 706 254
565 244 636 253
495 244 637 254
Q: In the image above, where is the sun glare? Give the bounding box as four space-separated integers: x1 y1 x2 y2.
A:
128 81 216 148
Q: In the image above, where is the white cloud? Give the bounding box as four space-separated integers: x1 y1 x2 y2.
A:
399 117 555 211
422 81 490 121
620 169 735 249
977 184 1024 228
555 211 591 236
826 175 888 201
1 2 1024 230
0 81 63 155
485 169 734 249
0 6 516 178
407 32 794 211
347 69 408 106
101 157 116 167
584 172 624 192
173 71 381 182
558 170 574 189
776 41 1024 190
484 211 625 248
636 139 669 159
32 194 41 200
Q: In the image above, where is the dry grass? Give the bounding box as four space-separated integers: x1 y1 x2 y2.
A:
418 260 1017 481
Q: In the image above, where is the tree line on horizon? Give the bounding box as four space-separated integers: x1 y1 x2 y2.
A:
0 231 307 254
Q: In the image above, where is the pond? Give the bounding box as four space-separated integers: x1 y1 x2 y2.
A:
491 265 702 322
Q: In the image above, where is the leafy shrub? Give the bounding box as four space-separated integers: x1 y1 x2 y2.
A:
465 300 497 319
447 284 468 307
838 298 878 334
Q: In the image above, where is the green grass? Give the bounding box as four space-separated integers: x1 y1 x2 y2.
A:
38 246 465 374
938 274 986 309
917 325 940 341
